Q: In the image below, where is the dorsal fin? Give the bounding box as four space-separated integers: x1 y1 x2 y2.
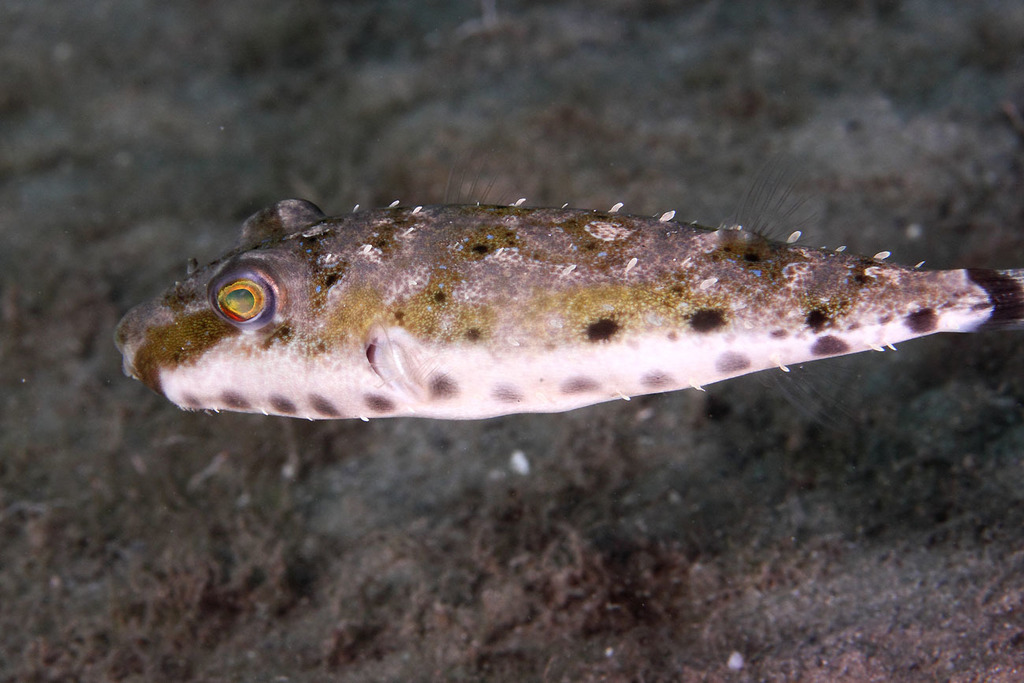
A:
726 159 811 241
239 199 325 248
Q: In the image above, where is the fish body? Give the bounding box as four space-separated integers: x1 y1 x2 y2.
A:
114 199 1024 420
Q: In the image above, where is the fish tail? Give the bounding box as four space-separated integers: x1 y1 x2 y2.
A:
967 268 1024 330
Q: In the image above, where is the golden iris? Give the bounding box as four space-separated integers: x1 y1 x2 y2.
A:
216 279 265 322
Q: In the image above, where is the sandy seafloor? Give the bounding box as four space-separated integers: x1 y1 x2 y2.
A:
2 0 1024 680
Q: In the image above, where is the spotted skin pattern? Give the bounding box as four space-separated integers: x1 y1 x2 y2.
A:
115 200 1024 420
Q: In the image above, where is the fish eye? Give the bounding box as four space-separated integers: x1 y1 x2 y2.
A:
217 279 264 321
209 266 277 328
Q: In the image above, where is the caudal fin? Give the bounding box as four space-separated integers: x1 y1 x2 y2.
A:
967 268 1024 331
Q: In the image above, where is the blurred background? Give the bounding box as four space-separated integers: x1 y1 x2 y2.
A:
2 1 1024 680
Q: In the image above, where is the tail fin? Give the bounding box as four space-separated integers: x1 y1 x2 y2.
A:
967 268 1024 331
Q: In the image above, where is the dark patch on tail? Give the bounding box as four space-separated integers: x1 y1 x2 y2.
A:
967 268 1024 330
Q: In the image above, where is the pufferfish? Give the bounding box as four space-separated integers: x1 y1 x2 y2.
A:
114 199 1023 420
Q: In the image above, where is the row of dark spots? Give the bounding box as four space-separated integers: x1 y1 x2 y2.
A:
217 390 304 414
636 351 753 390
484 353 764 404
211 375 463 418
209 356 769 416
583 308 728 344
805 307 936 359
215 311 942 416
495 376 645 401
215 391 387 417
364 372 461 414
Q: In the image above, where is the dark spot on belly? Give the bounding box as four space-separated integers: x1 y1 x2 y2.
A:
689 308 726 333
641 372 674 388
811 335 850 356
716 351 751 373
365 394 396 413
465 327 482 342
429 374 459 399
905 307 937 333
561 377 599 394
492 384 524 403
770 329 787 338
310 394 340 417
667 331 678 341
222 391 251 410
805 309 829 332
586 317 619 342
270 395 297 414
182 394 202 409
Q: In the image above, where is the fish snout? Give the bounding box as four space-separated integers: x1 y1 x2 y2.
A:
114 304 147 380
114 300 171 385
